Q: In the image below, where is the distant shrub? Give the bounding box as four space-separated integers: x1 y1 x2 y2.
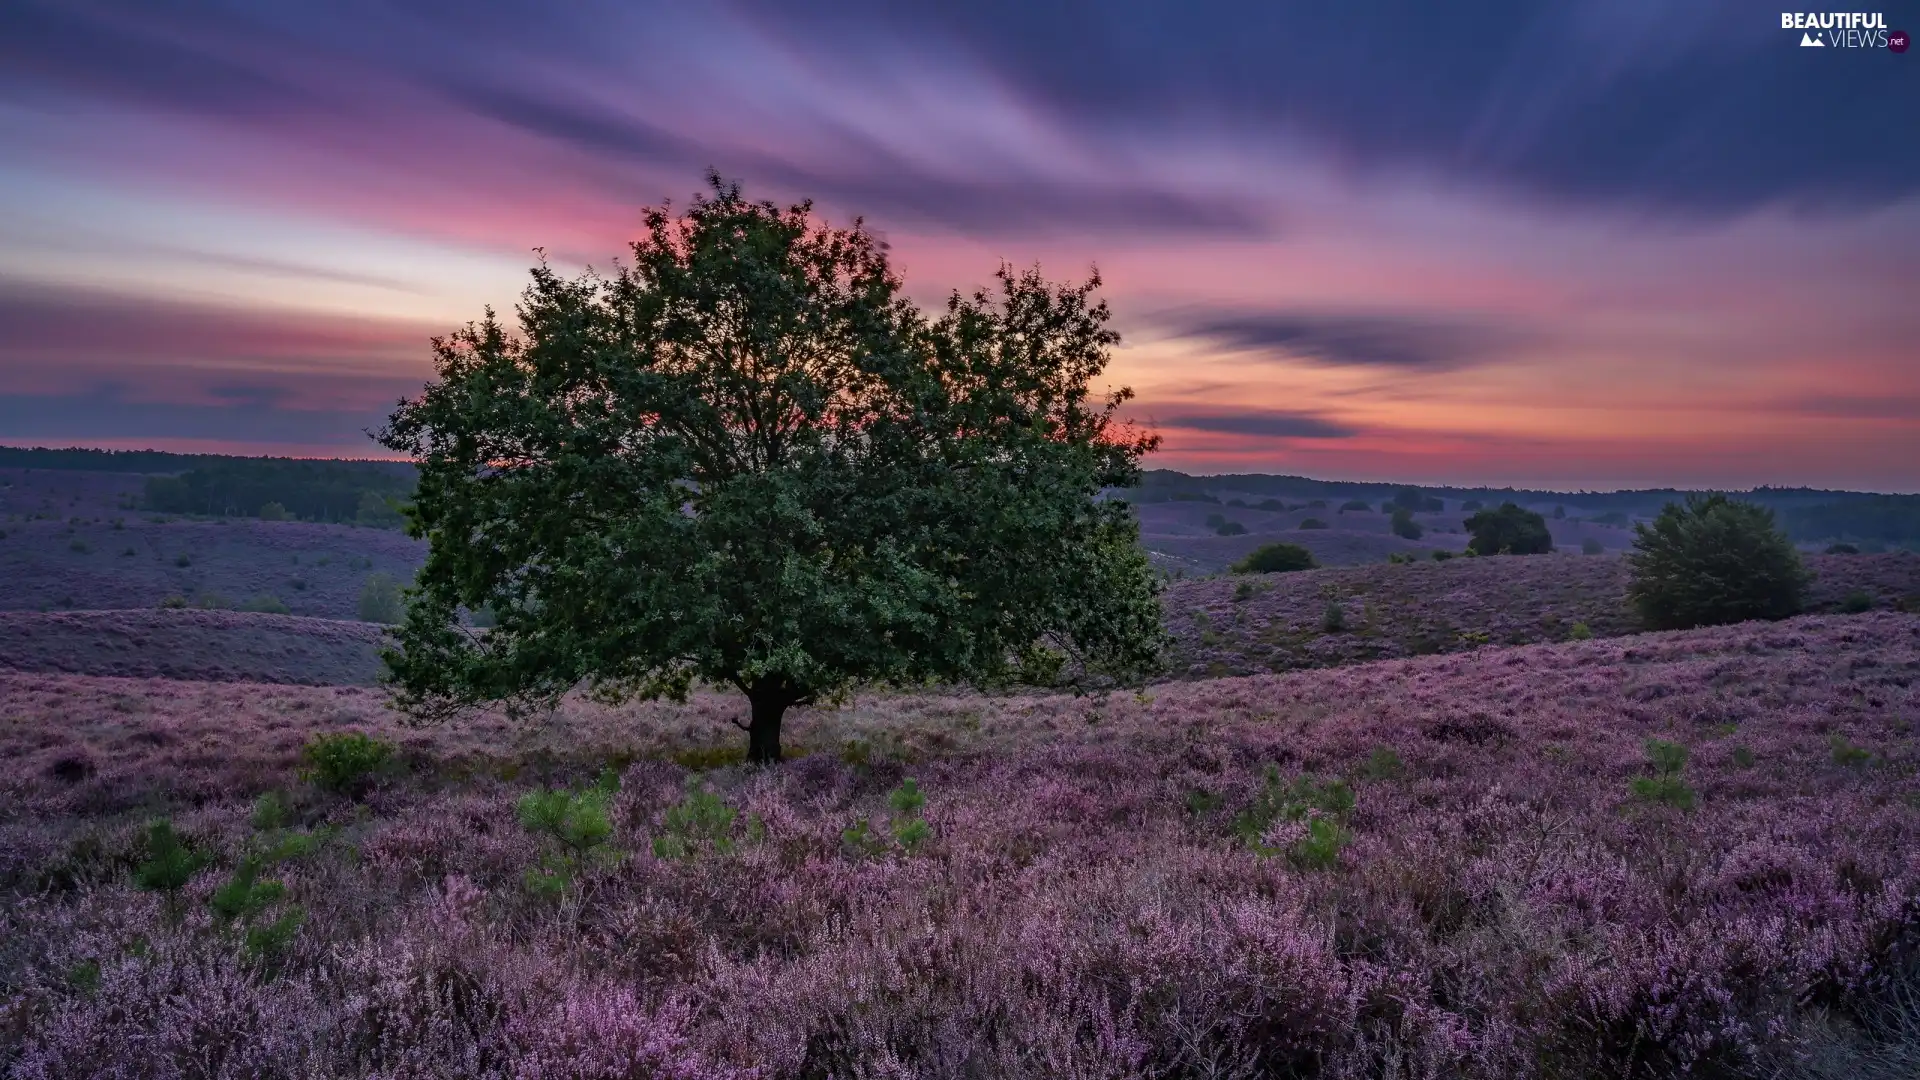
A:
1387 552 1414 565
1824 542 1859 555
194 592 230 610
1829 734 1872 768
1460 499 1483 511
257 501 290 521
1464 502 1553 556
1630 738 1695 810
300 731 395 795
240 594 290 615
1390 507 1423 540
1232 542 1315 574
1581 537 1605 555
1390 487 1442 513
1568 621 1593 641
68 539 90 554
1339 500 1371 512
1591 510 1629 526
1839 590 1873 613
1321 600 1347 633
1298 518 1328 530
1359 747 1405 781
1552 505 1566 519
174 553 192 567
1431 549 1454 561
158 595 188 609
120 547 136 557
1731 745 1756 768
357 573 405 624
1256 499 1286 512
1214 520 1248 536
1625 495 1810 630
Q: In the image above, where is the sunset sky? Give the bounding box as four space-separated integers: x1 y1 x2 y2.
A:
1 1 1915 490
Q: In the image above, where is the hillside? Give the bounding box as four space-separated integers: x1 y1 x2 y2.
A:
3 612 1915 1075
1165 550 1920 677
0 609 388 685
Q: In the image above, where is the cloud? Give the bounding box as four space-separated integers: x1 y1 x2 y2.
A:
1168 310 1529 371
1147 407 1357 439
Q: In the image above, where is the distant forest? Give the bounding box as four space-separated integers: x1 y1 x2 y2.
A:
4 446 1915 546
1122 469 1920 548
0 446 415 528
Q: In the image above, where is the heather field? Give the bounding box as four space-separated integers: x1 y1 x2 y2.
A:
3 612 1918 1077
1166 551 1920 677
0 610 387 686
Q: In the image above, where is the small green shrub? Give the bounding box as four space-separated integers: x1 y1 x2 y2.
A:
356 573 405 624
1839 590 1873 614
240 594 290 615
1213 519 1248 536
1829 734 1872 768
1581 538 1605 556
650 778 736 860
1629 738 1695 810
1431 549 1454 561
68 540 90 554
1298 518 1329 530
1359 747 1405 781
1321 600 1347 633
1568 622 1593 641
132 819 207 893
1231 542 1315 574
257 502 290 521
1732 746 1756 768
174 553 192 567
1339 500 1371 512
300 732 395 795
845 778 933 857
158 595 188 609
1625 494 1810 630
1232 768 1355 868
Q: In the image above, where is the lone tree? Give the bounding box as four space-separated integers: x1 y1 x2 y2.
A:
1463 502 1553 555
1625 494 1810 630
377 177 1166 763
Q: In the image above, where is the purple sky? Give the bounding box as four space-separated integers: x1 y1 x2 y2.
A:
1 1 1916 489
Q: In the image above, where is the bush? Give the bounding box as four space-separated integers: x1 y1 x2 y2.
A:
1256 499 1285 512
1297 518 1328 530
1568 621 1592 640
300 732 395 795
1625 494 1811 630
1320 600 1347 633
158 595 188 609
1389 507 1423 540
1214 520 1248 536
1552 505 1566 519
1232 543 1315 574
1339 500 1371 512
1629 738 1695 810
257 502 290 521
1825 542 1859 555
1464 502 1553 556
68 539 90 554
1581 537 1604 555
239 594 290 615
1431 549 1454 561
356 573 405 624
1839 590 1873 613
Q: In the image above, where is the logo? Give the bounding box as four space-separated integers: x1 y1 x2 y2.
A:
1780 11 1897 47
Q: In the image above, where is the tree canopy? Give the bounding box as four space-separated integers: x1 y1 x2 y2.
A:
1463 503 1553 556
378 176 1166 762
1625 494 1810 630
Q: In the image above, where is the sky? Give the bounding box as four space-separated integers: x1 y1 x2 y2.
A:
0 1 1916 491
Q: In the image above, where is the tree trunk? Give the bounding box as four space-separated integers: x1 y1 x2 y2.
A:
745 688 789 765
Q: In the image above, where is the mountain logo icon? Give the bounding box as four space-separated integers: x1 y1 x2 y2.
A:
1800 32 1824 46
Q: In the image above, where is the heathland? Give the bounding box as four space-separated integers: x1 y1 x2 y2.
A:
3 450 1919 1076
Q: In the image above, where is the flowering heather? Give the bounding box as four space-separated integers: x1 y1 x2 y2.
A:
2 613 1918 1077
1167 550 1920 677
0 609 387 685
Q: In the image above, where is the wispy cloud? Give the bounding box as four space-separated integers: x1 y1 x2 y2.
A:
1165 310 1532 371
1146 407 1357 439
